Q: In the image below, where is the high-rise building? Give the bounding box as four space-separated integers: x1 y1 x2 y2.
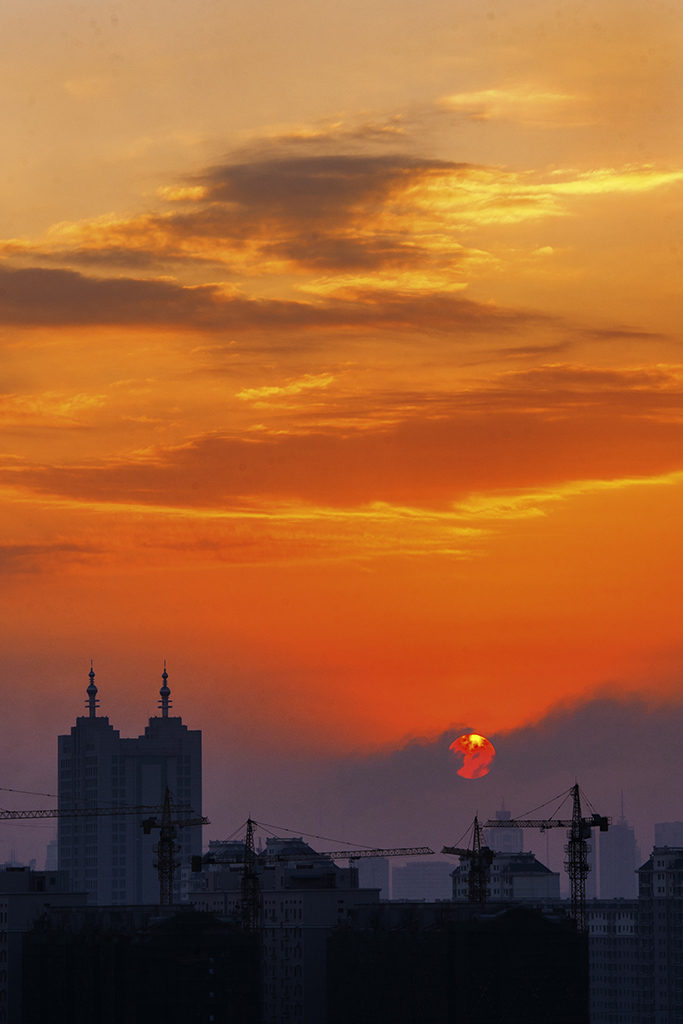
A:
587 900 639 1024
637 846 683 1022
600 801 639 899
43 840 58 872
192 836 380 1023
484 803 524 854
57 666 202 905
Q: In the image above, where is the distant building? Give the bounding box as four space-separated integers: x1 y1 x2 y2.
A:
392 860 453 901
357 857 390 898
484 803 524 854
600 809 639 899
654 822 683 847
43 840 58 872
0 865 86 1022
58 666 202 905
451 851 560 902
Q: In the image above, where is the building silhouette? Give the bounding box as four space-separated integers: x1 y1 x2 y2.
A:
43 840 58 872
637 846 683 1022
22 906 260 1024
599 799 639 899
327 901 589 1023
587 900 639 1023
0 865 86 1022
392 860 453 901
57 666 202 905
451 850 560 902
192 836 380 1023
484 802 524 854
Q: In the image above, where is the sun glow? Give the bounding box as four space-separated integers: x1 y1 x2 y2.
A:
450 735 496 780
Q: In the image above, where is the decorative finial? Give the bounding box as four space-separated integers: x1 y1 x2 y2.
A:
159 660 172 718
86 661 99 718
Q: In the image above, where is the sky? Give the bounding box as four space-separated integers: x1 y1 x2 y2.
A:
2 0 683 866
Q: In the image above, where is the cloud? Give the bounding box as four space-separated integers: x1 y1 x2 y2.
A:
6 150 681 291
0 263 543 334
4 362 683 511
0 391 106 427
212 693 683 856
0 542 95 574
0 265 224 328
440 86 588 127
236 373 335 403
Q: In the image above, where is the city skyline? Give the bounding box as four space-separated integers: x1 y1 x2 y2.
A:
2 673 682 894
1 1 683 872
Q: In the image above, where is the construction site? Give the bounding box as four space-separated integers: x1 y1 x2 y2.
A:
0 672 673 1023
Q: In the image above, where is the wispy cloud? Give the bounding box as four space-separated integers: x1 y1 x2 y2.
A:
236 373 336 403
3 149 681 302
440 85 589 126
4 362 683 515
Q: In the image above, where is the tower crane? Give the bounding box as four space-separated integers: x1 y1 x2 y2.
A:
0 803 180 823
240 817 260 932
194 819 435 931
484 783 610 931
442 816 494 903
141 787 209 905
0 794 209 906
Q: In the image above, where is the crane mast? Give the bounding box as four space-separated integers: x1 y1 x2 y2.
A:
442 816 494 904
240 817 260 932
484 783 610 931
196 823 436 932
141 788 208 905
0 793 208 906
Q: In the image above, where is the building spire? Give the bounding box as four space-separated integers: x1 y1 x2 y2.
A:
86 661 99 718
159 661 172 718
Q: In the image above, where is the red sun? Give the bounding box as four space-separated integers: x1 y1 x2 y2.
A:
450 734 496 779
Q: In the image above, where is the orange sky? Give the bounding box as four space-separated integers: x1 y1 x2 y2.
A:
3 0 683 765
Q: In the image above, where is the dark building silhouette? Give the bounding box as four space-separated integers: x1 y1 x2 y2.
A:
587 900 639 1023
193 836 380 1023
451 850 560 901
0 866 85 1023
637 846 683 1023
21 907 260 1024
327 902 589 1024
58 666 202 905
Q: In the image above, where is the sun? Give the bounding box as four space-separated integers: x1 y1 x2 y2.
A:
449 733 496 779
